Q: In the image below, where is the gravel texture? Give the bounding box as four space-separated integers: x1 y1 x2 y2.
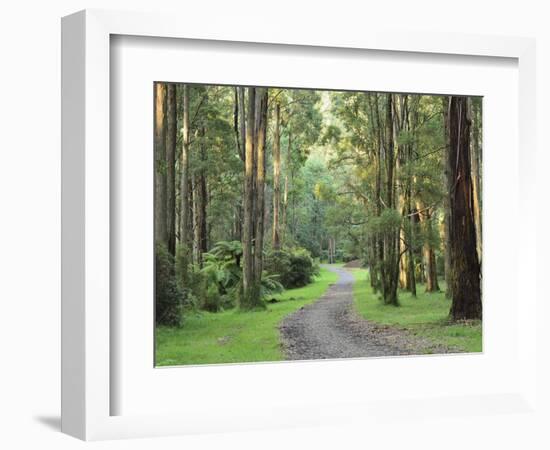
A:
279 265 450 360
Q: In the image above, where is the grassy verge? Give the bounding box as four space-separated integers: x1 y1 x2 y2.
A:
350 268 482 353
155 266 339 366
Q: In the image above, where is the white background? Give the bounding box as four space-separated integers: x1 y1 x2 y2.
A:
1 1 548 449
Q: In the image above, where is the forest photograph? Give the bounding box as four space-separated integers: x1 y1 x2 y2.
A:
154 82 482 366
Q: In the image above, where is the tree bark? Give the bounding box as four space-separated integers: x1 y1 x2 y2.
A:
254 89 268 283
370 93 383 292
239 87 246 160
406 98 417 296
470 99 482 265
416 202 440 292
201 175 207 254
442 98 453 299
380 94 399 306
187 176 194 263
233 87 244 241
405 188 417 297
179 84 191 278
165 84 177 255
272 102 282 250
395 114 408 290
195 127 208 267
441 207 452 298
281 131 291 246
447 96 482 320
241 87 259 308
192 173 199 265
398 237 408 289
233 87 243 161
154 83 168 246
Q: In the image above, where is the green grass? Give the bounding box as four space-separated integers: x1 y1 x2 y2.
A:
350 268 482 353
155 266 339 366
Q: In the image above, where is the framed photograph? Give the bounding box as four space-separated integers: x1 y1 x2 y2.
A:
61 9 537 440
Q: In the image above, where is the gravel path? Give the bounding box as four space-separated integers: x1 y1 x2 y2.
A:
279 265 449 360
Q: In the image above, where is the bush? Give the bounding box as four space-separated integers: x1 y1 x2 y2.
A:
174 240 286 312
259 273 284 298
199 241 243 311
155 244 184 327
265 247 319 289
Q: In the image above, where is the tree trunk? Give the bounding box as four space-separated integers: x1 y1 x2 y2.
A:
192 174 199 265
233 87 243 160
241 87 260 309
179 84 191 281
380 94 399 306
396 144 408 290
371 93 383 293
281 131 291 246
195 128 208 267
441 208 452 298
405 99 417 297
399 237 408 289
233 87 245 242
368 235 377 289
328 237 335 264
165 84 177 256
406 189 417 297
187 176 194 262
442 98 453 299
470 98 482 265
447 96 482 320
254 89 268 283
154 83 168 246
407 235 417 297
200 174 207 254
239 87 246 161
416 203 440 292
425 243 439 292
272 102 282 250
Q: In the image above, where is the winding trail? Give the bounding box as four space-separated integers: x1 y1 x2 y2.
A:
279 265 446 360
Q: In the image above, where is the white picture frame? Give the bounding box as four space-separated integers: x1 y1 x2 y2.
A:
61 9 537 441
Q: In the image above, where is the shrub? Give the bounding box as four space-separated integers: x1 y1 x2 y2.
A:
199 241 243 311
171 240 288 312
155 244 184 327
199 241 284 310
259 273 284 298
265 247 319 289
